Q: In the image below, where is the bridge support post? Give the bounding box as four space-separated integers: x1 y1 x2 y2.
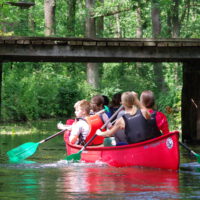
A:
182 61 200 142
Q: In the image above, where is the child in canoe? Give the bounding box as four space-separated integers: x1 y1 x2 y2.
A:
90 95 112 130
58 97 111 146
58 99 91 145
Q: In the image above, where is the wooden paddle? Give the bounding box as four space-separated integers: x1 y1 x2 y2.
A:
179 141 200 163
7 127 70 162
64 105 124 161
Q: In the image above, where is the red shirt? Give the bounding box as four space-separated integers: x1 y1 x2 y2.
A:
149 109 169 134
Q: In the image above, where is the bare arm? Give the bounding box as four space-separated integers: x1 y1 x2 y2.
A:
69 135 79 144
69 122 81 144
96 117 125 137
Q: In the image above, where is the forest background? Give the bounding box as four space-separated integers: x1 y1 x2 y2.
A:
0 0 200 132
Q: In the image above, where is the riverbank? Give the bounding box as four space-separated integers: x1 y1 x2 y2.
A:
0 118 66 135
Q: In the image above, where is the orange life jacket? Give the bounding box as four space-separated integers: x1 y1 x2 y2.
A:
85 114 105 145
64 115 105 145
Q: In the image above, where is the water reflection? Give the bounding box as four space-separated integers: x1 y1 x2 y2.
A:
58 166 180 199
0 161 180 199
2 133 200 199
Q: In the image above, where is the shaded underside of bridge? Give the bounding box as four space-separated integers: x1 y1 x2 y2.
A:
1 36 200 143
0 36 200 62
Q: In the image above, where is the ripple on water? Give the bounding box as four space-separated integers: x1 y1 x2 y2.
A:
180 162 200 173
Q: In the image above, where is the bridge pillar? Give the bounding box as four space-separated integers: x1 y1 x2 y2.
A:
182 61 200 142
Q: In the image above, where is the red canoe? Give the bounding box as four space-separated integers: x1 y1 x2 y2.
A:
64 131 180 170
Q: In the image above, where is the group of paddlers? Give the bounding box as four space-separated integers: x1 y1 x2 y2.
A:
58 90 169 146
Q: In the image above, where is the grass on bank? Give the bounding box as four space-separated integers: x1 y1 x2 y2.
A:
0 118 67 135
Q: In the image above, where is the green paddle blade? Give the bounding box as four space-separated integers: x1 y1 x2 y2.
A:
64 150 82 162
193 152 200 163
104 105 110 113
7 142 40 162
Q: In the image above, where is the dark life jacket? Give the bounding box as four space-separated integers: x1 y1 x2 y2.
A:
123 109 161 144
148 111 162 137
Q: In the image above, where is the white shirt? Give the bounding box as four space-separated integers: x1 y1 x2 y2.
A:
69 120 90 144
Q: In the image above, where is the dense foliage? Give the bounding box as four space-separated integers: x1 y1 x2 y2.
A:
0 0 199 131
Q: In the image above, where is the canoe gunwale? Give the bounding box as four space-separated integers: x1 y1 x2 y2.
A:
66 131 179 151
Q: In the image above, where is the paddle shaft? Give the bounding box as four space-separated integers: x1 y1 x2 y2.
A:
179 141 198 156
39 128 69 144
80 105 124 151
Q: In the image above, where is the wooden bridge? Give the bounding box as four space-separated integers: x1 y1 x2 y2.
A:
0 36 200 62
1 36 200 142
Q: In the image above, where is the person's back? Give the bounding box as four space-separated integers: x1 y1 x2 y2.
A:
140 90 169 135
96 91 152 145
123 109 153 143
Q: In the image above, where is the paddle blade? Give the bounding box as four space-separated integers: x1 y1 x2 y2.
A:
64 151 82 162
7 142 40 162
194 153 200 163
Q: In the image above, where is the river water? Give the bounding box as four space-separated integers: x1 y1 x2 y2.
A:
1 133 200 200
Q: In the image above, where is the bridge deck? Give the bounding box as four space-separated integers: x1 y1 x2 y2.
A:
0 37 200 62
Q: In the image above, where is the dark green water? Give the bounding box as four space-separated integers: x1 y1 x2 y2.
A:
1 133 200 200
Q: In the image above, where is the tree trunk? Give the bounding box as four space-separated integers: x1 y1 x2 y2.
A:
86 0 99 88
66 0 76 36
167 0 188 38
95 0 104 87
135 5 143 73
85 0 96 38
151 0 167 93
182 62 200 142
114 13 121 38
167 0 180 38
87 63 99 88
151 0 161 38
136 6 143 38
171 0 180 38
96 0 104 37
44 0 56 36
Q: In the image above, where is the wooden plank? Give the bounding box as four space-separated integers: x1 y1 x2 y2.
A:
55 40 68 45
31 40 44 45
143 41 156 46
68 41 83 45
107 42 120 46
17 40 30 44
4 40 16 44
44 40 56 45
182 42 200 46
119 42 143 46
97 42 107 46
157 42 169 47
168 42 182 47
83 41 96 46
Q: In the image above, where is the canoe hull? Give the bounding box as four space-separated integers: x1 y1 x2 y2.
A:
64 131 180 170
